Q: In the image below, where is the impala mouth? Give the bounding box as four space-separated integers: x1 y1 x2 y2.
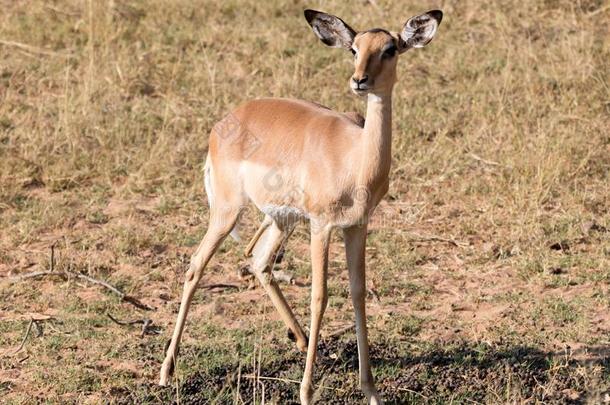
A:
351 86 371 96
350 80 375 96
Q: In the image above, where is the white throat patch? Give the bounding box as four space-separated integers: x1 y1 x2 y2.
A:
368 93 384 103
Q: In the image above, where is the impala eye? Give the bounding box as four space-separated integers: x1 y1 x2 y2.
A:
350 48 357 57
382 46 397 59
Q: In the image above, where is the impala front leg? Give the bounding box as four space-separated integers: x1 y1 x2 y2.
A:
300 224 331 405
344 224 382 404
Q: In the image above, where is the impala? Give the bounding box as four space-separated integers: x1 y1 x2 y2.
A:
159 9 443 404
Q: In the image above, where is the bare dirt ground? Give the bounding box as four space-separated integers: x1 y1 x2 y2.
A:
1 0 609 403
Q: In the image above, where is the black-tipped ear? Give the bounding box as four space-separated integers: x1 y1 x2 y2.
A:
398 10 443 53
304 9 356 50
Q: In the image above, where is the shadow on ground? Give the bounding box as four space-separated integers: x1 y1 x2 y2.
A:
118 337 609 404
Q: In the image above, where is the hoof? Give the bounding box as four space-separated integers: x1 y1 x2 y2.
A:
287 329 308 352
363 386 383 405
300 383 313 405
159 357 175 385
160 340 178 385
368 394 383 405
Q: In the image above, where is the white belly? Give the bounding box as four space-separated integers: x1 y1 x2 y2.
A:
261 204 308 229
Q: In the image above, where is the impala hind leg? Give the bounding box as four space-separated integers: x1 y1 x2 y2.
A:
344 225 382 404
250 220 308 352
245 215 273 257
159 208 240 386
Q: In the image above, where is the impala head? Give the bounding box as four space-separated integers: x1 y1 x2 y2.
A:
305 9 442 97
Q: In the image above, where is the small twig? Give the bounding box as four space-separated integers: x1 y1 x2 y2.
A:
241 374 345 393
107 313 144 326
0 39 73 58
407 233 468 248
75 272 154 311
122 295 155 311
8 271 62 281
50 243 56 272
326 324 355 339
200 283 241 291
397 386 429 400
7 319 34 356
6 271 155 311
467 152 501 167
106 313 160 337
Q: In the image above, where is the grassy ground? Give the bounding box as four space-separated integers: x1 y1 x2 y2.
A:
1 0 609 403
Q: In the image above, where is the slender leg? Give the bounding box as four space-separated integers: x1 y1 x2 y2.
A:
159 209 239 386
250 221 308 351
244 215 273 257
344 225 382 405
300 224 331 405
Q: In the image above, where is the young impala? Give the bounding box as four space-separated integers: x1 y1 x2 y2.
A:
159 9 443 404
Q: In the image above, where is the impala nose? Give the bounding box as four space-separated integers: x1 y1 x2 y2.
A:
352 75 369 87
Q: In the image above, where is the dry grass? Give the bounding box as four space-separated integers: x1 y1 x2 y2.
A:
0 0 608 403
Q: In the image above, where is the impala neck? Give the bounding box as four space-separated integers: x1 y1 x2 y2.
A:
359 93 392 185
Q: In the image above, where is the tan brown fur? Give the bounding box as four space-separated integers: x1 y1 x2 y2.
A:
160 9 443 405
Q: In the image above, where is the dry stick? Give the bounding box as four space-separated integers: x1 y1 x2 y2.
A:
7 319 34 356
326 324 355 339
407 233 468 248
200 283 241 291
467 152 502 167
0 39 73 58
106 313 159 337
50 243 56 272
236 363 243 405
8 271 61 281
74 272 153 311
241 374 346 393
397 386 429 400
107 313 145 326
6 271 154 311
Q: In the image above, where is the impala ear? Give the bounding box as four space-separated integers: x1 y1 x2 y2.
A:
398 10 443 53
304 9 356 50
